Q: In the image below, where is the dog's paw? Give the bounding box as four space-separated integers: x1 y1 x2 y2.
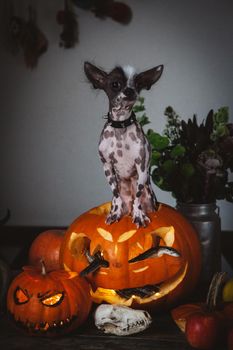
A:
106 197 123 225
132 205 150 228
106 212 121 225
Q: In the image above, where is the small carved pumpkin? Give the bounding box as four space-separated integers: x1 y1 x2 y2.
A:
7 264 92 336
60 202 201 310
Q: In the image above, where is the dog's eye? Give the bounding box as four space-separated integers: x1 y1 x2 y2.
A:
111 81 122 90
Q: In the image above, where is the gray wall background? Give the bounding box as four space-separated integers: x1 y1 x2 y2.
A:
0 0 233 229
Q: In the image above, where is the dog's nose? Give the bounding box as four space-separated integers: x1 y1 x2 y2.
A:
123 88 136 100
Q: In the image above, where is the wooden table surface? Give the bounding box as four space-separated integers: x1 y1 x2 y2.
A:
0 309 228 350
0 310 187 350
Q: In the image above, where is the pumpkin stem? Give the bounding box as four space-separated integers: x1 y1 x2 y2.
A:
40 259 47 276
206 272 226 311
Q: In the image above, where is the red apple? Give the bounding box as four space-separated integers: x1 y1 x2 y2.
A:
185 311 221 349
223 302 233 325
28 229 65 272
228 327 233 350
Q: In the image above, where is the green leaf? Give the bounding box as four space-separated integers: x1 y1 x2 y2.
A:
162 160 176 173
147 132 169 150
151 169 172 191
170 144 186 158
164 106 175 117
134 105 145 113
211 107 230 141
150 151 161 166
133 96 146 113
137 113 150 127
217 125 229 137
138 96 145 104
214 107 229 124
181 163 195 178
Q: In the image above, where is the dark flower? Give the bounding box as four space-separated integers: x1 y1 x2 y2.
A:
197 150 223 177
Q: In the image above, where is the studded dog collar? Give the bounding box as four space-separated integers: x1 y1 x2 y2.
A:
107 112 136 129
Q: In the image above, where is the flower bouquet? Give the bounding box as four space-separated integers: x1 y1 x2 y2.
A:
134 98 233 204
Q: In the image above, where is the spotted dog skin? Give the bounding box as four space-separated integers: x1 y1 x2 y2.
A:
84 62 163 227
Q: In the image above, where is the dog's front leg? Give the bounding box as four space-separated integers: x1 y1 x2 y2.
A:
132 166 151 228
102 162 124 224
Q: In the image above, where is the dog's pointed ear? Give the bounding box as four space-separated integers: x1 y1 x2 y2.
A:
84 62 108 90
135 65 164 92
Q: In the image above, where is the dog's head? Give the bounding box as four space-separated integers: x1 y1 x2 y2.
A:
84 62 163 120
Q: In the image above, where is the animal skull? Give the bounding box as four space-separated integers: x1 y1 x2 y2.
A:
94 304 152 336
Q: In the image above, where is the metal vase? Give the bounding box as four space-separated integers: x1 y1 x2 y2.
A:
176 202 222 289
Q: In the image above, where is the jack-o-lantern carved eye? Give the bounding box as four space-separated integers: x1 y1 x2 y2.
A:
128 232 160 261
14 287 31 305
38 291 65 307
69 232 90 259
128 227 180 263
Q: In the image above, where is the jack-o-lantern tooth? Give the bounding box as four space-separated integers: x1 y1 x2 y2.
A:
132 266 149 273
63 263 71 272
67 271 78 279
136 242 143 250
114 244 118 255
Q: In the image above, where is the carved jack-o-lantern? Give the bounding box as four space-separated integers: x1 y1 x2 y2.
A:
7 265 92 336
60 202 201 309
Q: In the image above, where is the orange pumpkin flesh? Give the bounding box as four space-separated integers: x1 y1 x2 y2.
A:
60 202 201 309
171 303 204 332
7 266 92 336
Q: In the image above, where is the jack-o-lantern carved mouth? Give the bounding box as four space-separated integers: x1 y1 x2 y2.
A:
90 263 188 306
79 245 181 299
9 312 78 334
116 284 160 299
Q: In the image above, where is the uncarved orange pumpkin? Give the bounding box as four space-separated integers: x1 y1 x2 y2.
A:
7 265 92 336
29 230 64 272
60 202 202 310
